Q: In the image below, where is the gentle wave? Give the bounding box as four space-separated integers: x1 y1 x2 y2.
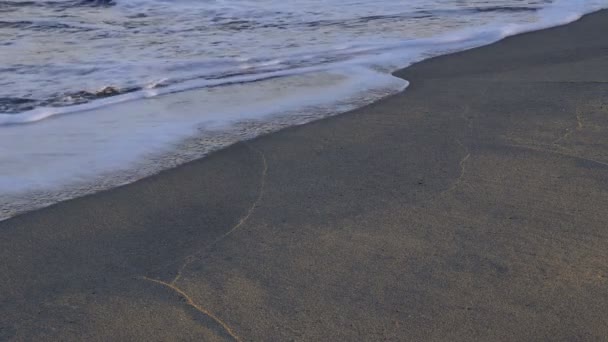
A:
0 0 572 115
1 0 605 125
1 0 607 221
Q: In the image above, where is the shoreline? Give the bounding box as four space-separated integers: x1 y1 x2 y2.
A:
0 68 407 221
2 9 608 341
1 3 603 222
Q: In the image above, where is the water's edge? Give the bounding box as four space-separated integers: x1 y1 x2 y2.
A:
1 6 606 221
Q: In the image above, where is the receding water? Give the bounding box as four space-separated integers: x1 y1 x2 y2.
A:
0 0 606 219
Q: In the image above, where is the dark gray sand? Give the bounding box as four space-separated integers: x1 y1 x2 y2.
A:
2 10 608 342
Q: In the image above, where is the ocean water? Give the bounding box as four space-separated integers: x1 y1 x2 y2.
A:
1 0 606 219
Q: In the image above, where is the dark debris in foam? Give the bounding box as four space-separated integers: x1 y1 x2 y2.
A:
0 98 39 113
473 5 541 13
0 86 134 114
54 86 138 106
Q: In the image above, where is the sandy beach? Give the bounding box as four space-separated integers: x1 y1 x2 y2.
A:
2 9 608 341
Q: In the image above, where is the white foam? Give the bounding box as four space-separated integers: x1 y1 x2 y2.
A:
1 0 607 220
0 67 406 195
2 0 605 126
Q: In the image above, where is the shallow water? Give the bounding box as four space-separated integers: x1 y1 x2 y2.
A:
1 0 607 219
0 0 592 117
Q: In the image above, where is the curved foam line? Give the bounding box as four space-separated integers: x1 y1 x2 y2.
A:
1 0 605 126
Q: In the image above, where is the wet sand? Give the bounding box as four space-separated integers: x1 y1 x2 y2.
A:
2 10 608 342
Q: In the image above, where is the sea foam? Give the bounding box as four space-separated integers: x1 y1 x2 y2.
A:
0 0 607 220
